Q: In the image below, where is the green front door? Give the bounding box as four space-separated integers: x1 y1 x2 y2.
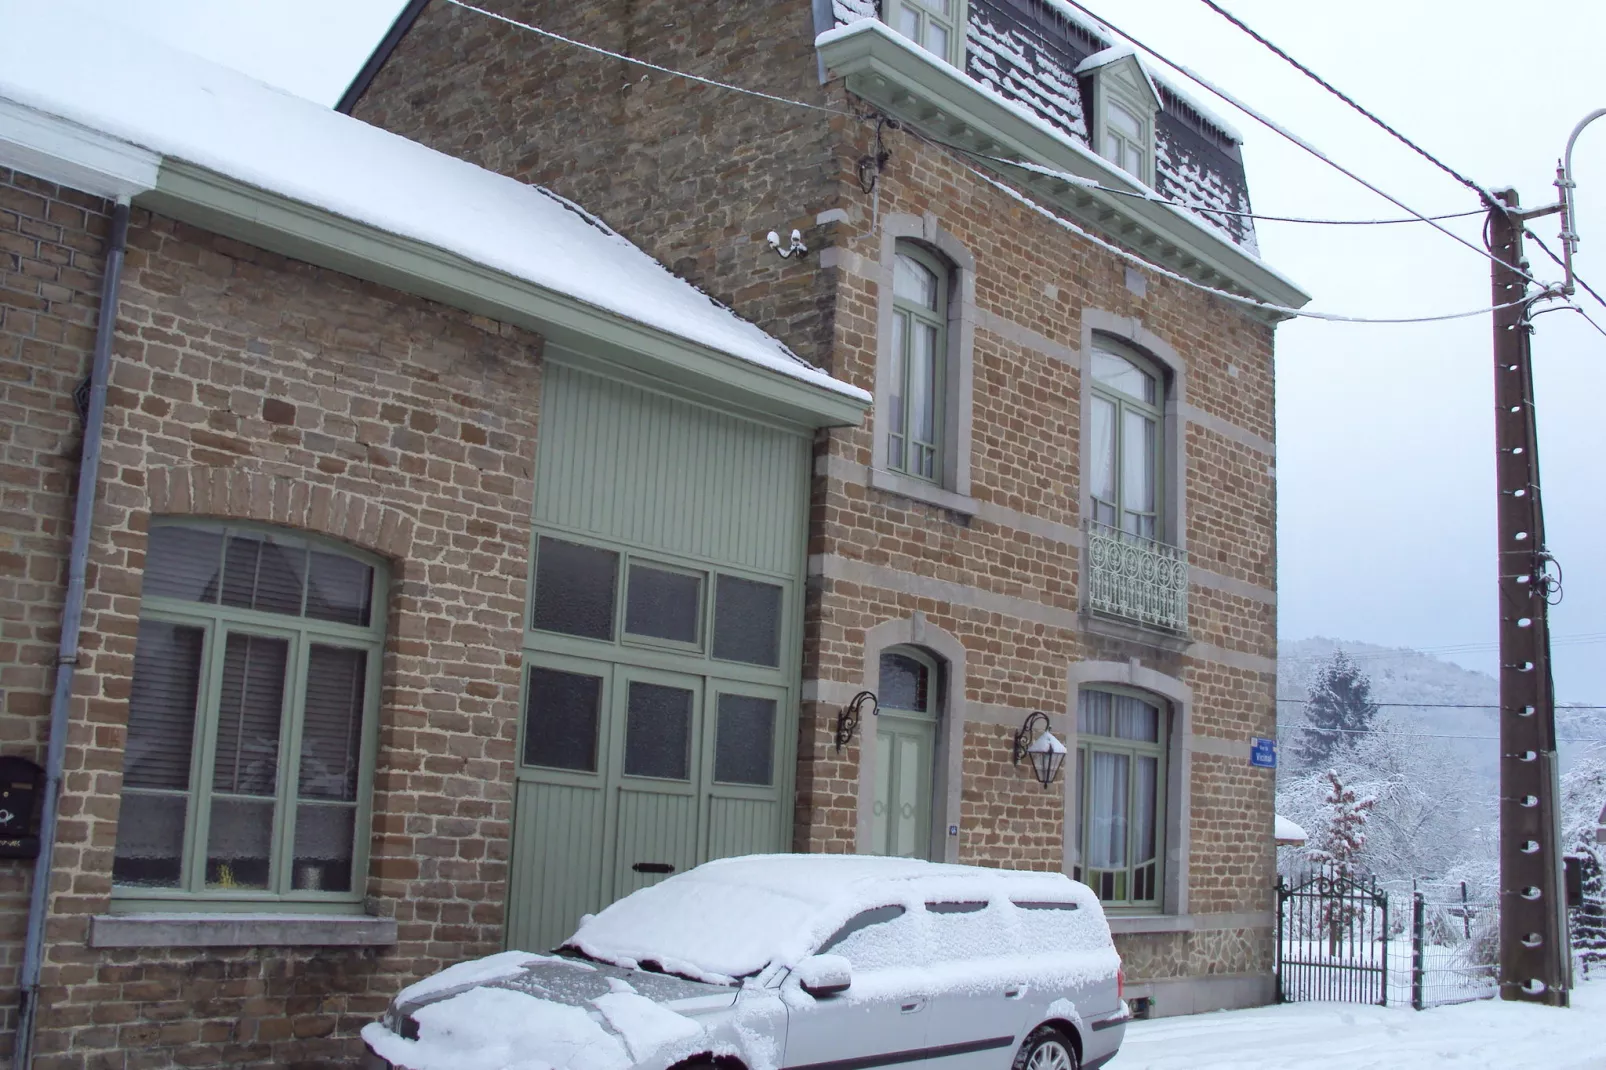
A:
870 648 940 860
505 362 808 952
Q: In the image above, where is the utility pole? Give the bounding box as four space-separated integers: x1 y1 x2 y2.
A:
1488 188 1570 1006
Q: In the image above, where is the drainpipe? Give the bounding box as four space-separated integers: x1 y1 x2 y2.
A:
15 197 132 1070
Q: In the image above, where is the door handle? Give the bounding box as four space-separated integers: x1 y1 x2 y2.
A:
632 862 675 874
900 1000 926 1013
1004 986 1024 999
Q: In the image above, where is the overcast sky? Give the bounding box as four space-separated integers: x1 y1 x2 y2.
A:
72 0 1606 703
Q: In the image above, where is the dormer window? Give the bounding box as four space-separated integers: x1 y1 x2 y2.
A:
1076 47 1162 187
1102 101 1146 178
886 0 966 68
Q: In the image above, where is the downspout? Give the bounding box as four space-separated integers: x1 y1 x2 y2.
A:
15 197 132 1070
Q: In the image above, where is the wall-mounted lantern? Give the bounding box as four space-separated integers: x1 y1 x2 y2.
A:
835 691 878 752
1012 711 1066 791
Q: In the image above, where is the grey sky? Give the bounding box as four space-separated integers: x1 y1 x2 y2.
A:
73 0 1606 702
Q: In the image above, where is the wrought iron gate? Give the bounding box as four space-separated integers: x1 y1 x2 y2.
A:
1276 867 1390 1005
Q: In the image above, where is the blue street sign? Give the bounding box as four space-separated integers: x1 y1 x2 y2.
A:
1250 737 1277 768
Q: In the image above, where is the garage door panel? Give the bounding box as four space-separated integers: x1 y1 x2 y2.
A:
612 790 699 899
507 781 605 953
705 797 779 864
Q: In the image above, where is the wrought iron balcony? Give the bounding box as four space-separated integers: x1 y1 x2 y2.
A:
1083 520 1189 635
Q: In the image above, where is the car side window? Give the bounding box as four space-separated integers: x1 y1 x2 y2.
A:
816 905 913 970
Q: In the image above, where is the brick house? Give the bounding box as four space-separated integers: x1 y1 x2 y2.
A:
0 1 1307 1069
343 0 1307 1021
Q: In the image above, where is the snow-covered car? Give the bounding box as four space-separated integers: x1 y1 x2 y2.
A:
362 854 1129 1070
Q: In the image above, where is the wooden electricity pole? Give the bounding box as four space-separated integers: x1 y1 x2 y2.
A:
1488 188 1570 1006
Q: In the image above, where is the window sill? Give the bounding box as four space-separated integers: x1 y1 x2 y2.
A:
89 912 397 949
868 466 977 516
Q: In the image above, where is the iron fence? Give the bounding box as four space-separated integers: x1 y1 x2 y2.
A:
1276 868 1499 1010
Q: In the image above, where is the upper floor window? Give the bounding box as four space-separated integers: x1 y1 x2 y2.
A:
1089 340 1162 540
888 244 949 483
887 0 967 67
1074 688 1167 911
1101 101 1146 178
113 523 385 909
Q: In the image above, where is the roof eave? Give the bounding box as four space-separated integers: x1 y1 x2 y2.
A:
141 160 867 430
817 21 1311 320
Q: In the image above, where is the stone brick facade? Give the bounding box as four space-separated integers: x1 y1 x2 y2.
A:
353 0 1282 1018
0 164 546 1067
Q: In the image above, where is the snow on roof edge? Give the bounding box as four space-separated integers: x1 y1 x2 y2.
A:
0 0 869 408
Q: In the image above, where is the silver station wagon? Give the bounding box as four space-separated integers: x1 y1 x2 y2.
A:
363 855 1130 1070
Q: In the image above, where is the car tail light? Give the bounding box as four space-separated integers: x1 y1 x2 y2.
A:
1117 967 1124 1002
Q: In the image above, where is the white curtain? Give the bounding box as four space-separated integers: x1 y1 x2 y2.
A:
1088 751 1129 869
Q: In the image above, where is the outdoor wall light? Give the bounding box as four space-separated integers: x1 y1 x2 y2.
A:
1012 711 1066 790
835 690 878 752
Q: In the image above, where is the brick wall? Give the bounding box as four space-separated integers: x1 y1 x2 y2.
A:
0 167 110 1062
0 165 545 1068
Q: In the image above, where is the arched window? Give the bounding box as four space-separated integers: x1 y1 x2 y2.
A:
112 522 385 909
1088 339 1164 540
1074 687 1168 910
888 243 950 484
873 647 941 859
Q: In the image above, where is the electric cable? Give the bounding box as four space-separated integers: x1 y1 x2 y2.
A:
972 167 1549 324
1049 0 1544 289
1274 722 1606 743
1194 0 1489 200
442 0 856 117
1525 228 1606 314
1276 699 1606 711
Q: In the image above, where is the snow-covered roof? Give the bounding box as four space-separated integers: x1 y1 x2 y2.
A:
0 0 867 405
842 0 1258 252
568 854 1102 984
1276 814 1309 845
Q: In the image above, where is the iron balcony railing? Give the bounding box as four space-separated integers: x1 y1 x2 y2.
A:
1083 519 1189 634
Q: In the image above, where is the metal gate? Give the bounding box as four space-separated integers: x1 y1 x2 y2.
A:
1276 867 1390 1005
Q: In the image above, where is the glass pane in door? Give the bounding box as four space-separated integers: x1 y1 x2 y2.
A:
625 564 702 644
711 575 782 667
713 694 776 786
523 667 603 772
623 682 693 780
532 537 618 640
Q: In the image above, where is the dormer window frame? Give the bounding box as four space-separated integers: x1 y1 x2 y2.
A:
884 0 968 70
1083 53 1162 189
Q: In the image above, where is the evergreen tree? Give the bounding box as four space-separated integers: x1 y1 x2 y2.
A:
1294 650 1379 771
1570 845 1605 978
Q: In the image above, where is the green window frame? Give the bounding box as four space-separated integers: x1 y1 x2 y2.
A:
885 0 968 68
887 243 950 484
112 521 386 913
1088 338 1164 541
1073 686 1168 912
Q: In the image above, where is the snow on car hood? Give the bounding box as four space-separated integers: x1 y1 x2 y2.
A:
365 955 735 1070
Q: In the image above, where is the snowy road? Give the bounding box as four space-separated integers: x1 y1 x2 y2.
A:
1112 980 1604 1069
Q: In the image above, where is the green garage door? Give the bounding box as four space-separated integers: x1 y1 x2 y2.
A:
505 361 809 953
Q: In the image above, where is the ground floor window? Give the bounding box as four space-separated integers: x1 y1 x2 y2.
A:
1074 687 1167 909
112 522 385 909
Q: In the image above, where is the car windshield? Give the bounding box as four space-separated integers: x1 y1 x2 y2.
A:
563 867 829 984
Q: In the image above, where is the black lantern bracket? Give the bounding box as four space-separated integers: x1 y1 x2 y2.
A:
1012 711 1066 790
835 690 878 752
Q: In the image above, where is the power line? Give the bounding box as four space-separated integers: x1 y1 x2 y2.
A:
1274 722 1606 743
442 0 855 116
1525 228 1606 315
1193 0 1489 200
1049 0 1546 291
1275 699 1606 711
974 167 1542 324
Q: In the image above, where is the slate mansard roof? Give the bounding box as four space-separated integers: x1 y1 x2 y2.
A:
833 0 1259 254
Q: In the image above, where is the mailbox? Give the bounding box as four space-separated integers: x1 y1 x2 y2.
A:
0 756 43 860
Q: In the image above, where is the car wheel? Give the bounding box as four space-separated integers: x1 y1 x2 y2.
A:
1012 1025 1079 1070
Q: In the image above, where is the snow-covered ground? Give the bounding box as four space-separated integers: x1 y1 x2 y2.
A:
1114 980 1604 1069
